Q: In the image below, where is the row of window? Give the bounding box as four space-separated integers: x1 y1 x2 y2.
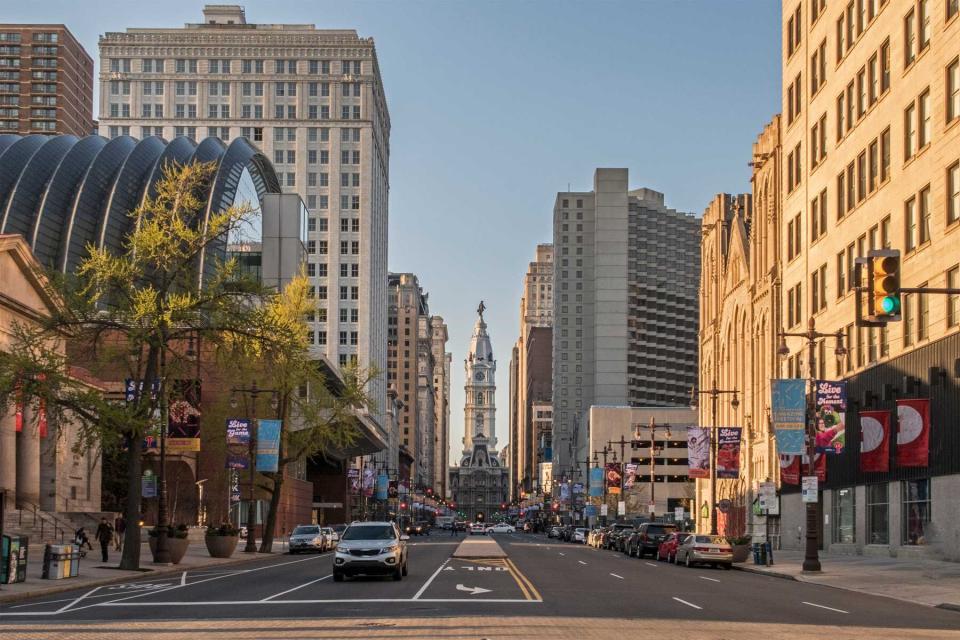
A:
306 239 362 255
108 101 363 121
305 262 361 279
832 480 931 548
0 32 59 43
109 58 363 76
111 79 361 98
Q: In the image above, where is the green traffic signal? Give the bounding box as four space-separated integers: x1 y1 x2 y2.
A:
881 295 900 314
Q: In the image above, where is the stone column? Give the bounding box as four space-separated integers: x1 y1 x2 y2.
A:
15 406 40 508
0 406 16 502
39 413 58 512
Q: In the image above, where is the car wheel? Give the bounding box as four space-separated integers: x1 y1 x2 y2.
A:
685 554 693 568
402 561 409 576
722 563 732 570
333 571 344 582
656 549 662 561
670 553 676 564
393 567 403 581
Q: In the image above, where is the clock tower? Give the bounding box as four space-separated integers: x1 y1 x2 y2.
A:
463 301 497 454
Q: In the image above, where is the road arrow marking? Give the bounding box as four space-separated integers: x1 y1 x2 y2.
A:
456 584 492 595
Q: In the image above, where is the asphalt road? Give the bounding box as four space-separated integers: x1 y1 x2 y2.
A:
2 532 958 636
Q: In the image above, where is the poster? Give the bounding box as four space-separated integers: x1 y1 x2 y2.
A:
896 398 929 467
141 471 157 498
859 410 890 472
348 468 360 494
225 418 250 469
361 467 376 497
255 419 282 472
815 380 847 454
559 483 570 502
687 426 711 479
623 463 638 489
388 480 399 499
375 474 389 500
801 476 818 503
589 466 603 497
168 379 202 453
716 427 742 479
230 470 241 503
772 379 806 455
604 463 622 492
802 449 827 481
779 454 800 485
758 482 778 515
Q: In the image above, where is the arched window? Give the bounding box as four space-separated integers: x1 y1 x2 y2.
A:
476 392 483 405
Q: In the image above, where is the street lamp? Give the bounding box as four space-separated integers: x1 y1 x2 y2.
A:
230 381 279 553
778 317 847 573
689 382 739 535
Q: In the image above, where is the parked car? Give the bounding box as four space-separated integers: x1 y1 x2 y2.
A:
487 523 516 534
626 522 679 558
333 521 409 581
289 524 329 553
454 521 468 532
656 532 691 563
603 524 634 550
469 522 487 535
675 534 733 569
572 527 588 543
321 526 339 544
547 526 561 539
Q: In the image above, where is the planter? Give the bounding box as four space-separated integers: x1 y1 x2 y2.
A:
205 534 239 558
149 536 190 564
731 543 752 563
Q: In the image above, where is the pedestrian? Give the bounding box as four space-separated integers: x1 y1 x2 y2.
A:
114 515 126 551
451 521 457 537
74 527 92 558
95 517 113 563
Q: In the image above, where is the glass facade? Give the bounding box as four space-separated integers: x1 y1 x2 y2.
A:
866 483 889 545
902 479 931 546
831 487 856 544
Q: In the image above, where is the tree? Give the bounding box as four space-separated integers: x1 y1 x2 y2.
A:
223 274 375 552
0 161 291 570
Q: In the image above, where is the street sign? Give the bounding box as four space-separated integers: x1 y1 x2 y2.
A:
141 472 157 498
600 504 608 517
618 501 626 515
647 501 655 514
674 507 685 521
759 482 779 515
802 476 818 503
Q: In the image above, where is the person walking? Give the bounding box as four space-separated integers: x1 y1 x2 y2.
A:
95 517 113 563
114 515 126 551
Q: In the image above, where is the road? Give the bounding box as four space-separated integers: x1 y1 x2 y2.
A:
2 532 959 638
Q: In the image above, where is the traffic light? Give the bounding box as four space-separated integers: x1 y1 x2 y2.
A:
476 511 485 522
870 249 901 321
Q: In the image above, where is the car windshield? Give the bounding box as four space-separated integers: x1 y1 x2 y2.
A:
341 525 396 541
695 535 728 544
292 526 320 536
647 525 676 535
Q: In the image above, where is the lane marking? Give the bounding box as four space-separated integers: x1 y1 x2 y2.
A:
645 562 657 567
699 576 720 583
55 586 102 614
92 597 542 606
803 601 849 614
180 571 187 586
412 558 449 600
673 597 703 610
559 552 565 556
505 557 542 602
610 573 624 579
261 574 332 601
578 560 587 565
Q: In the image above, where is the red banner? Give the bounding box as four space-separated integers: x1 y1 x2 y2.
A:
37 398 47 438
801 450 827 481
896 398 929 467
779 454 800 485
859 410 890 472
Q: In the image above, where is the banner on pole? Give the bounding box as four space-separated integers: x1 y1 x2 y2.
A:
256 419 282 472
779 453 800 485
896 398 929 467
772 379 806 455
362 468 375 498
348 468 360 495
859 410 890 472
604 463 622 491
376 474 389 500
815 380 847 454
624 463 638 489
589 467 603 497
687 426 711 479
716 427 742 479
802 449 827 481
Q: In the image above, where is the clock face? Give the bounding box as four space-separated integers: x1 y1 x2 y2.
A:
474 372 484 382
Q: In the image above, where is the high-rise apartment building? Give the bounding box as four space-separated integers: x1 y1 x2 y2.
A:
551 169 700 480
97 5 390 432
430 316 452 498
508 243 554 496
0 24 93 136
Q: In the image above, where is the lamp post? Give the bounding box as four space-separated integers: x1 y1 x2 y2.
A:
689 382 740 535
777 317 847 573
592 446 612 525
230 381 279 553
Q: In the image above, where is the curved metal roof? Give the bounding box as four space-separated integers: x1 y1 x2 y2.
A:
0 134 280 282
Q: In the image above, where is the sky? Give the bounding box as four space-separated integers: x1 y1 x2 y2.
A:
7 0 782 465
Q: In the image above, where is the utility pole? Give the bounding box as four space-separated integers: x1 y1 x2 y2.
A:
690 382 739 535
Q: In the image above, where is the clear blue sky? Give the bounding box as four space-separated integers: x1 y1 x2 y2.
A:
8 0 782 464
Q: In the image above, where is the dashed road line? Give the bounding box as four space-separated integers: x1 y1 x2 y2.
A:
803 601 849 614
578 560 588 565
699 576 720 583
645 562 657 567
673 596 703 610
610 573 624 579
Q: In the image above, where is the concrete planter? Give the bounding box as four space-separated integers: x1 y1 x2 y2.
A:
732 544 752 563
205 534 239 558
148 536 190 564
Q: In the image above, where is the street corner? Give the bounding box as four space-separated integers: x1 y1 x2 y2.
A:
420 558 542 602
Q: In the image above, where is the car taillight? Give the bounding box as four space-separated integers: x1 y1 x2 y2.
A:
694 546 711 552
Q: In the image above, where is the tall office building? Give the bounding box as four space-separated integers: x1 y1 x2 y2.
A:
551 169 700 481
98 4 391 432
508 243 553 496
0 24 93 136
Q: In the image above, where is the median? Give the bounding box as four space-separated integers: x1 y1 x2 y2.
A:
452 536 507 559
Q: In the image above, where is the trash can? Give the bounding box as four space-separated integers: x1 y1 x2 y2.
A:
1 534 28 584
764 541 774 566
42 544 80 580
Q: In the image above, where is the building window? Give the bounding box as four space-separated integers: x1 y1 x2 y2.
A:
905 7 917 67
866 484 889 545
832 487 855 544
948 162 960 226
905 195 918 251
904 101 917 161
919 185 931 245
947 266 960 328
948 58 960 124
902 479 931 545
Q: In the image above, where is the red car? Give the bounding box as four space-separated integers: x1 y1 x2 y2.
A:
656 532 691 563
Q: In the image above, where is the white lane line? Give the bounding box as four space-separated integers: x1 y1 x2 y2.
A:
261 574 332 601
180 571 187 586
95 597 542 606
559 552 565 556
610 573 624 579
578 560 588 565
55 586 102 614
673 596 703 610
412 558 449 600
645 562 657 567
803 601 849 614
699 576 720 583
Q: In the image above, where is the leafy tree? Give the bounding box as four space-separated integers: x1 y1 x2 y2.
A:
0 161 291 570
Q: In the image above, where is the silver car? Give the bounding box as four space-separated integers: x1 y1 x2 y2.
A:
289 524 329 553
676 534 733 569
333 521 409 581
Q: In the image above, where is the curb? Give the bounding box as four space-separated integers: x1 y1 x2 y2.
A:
0 550 278 605
732 563 798 581
935 603 960 613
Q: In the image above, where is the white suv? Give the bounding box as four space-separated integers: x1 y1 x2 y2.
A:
334 522 409 581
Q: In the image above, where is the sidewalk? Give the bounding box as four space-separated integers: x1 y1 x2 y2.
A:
0 539 285 605
734 549 960 611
